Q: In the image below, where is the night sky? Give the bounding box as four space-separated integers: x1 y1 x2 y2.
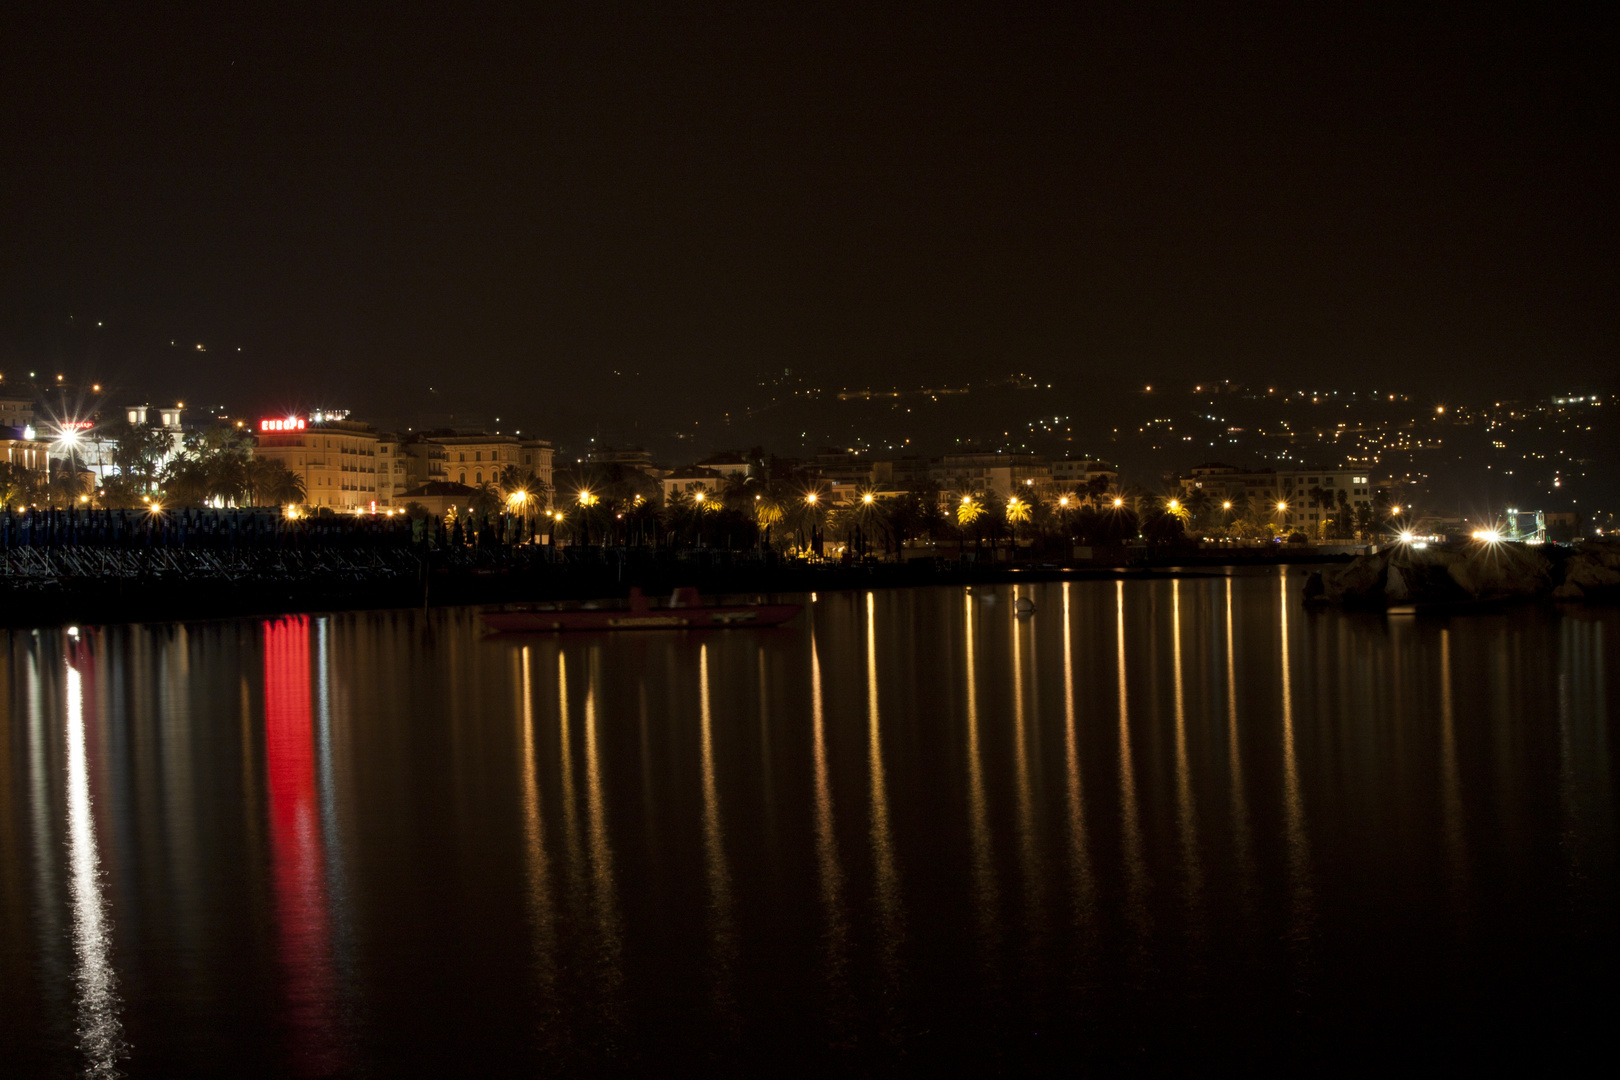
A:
1 5 1613 437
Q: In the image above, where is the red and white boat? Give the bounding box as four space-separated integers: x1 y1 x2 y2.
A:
480 586 802 633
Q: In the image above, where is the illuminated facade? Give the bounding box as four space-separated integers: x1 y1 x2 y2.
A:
254 417 381 510
376 434 408 506
0 430 49 477
406 434 553 500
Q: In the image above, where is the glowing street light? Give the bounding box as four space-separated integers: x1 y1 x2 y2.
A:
1276 501 1288 513
1112 497 1124 508
805 493 818 505
1222 501 1232 510
862 493 874 505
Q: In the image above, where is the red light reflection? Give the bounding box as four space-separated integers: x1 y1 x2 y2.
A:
264 616 341 1072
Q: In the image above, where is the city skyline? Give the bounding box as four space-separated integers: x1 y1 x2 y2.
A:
2 6 1613 432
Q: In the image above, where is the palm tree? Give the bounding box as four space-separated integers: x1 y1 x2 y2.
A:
1185 487 1212 532
0 463 38 509
470 482 501 516
46 464 92 509
843 488 889 558
266 463 306 507
158 453 211 507
1005 494 1032 556
107 416 173 493
956 490 985 557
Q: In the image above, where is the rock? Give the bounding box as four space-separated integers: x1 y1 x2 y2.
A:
1560 548 1620 597
1385 563 1411 603
1311 546 1391 603
1442 541 1550 599
1014 596 1036 615
1552 582 1585 600
1306 540 1555 607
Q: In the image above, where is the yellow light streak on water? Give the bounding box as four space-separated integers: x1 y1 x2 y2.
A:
1061 583 1094 923
964 592 998 936
866 593 902 948
1172 581 1203 914
518 648 555 995
1280 571 1315 948
1117 580 1148 934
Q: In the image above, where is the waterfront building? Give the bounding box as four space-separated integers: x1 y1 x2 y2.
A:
433 433 523 488
403 438 450 489
377 433 409 506
254 415 381 510
661 465 724 503
519 438 555 496
931 452 1052 498
1177 462 1375 530
869 456 934 491
695 451 753 482
0 396 35 430
1050 458 1119 492
395 480 477 517
409 433 553 497
585 446 659 476
0 425 50 479
813 450 873 486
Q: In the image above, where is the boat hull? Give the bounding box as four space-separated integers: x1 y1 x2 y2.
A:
481 604 802 633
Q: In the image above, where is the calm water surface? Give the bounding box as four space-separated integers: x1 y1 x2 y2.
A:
2 572 1615 1074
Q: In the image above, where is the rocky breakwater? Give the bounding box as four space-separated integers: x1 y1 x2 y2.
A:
1303 540 1620 608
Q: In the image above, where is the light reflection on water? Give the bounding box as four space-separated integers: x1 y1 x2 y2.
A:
1 575 1616 1072
65 637 126 1079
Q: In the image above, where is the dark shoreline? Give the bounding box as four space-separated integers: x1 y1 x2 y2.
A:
2 550 1357 628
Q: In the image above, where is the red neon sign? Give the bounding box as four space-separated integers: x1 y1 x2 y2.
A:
260 418 307 432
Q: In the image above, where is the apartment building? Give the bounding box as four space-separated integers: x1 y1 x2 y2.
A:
931 453 1052 498
1178 463 1375 530
1050 458 1119 492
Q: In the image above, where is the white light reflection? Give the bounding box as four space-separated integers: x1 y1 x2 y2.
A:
66 647 127 1077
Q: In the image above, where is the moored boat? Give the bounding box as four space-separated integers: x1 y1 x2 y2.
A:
480 586 802 633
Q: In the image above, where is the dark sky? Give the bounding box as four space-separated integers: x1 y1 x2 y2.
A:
1 4 1613 432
